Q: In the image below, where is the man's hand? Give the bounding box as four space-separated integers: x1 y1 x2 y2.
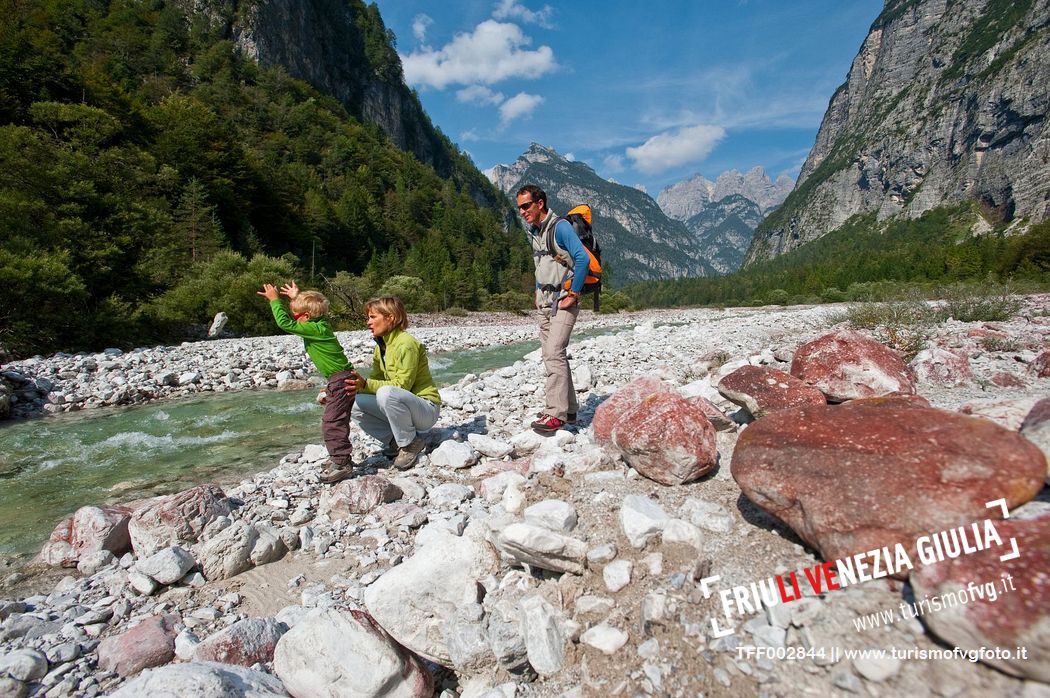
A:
257 284 279 301
557 292 578 310
280 281 300 299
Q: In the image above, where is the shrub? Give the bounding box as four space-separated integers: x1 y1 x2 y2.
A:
979 335 1022 353
844 294 941 359
936 282 1023 322
376 275 438 312
597 290 632 314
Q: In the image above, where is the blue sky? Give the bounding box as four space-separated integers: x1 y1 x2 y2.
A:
371 0 884 195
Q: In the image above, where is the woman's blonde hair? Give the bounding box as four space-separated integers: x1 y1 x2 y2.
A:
290 290 330 318
364 296 409 331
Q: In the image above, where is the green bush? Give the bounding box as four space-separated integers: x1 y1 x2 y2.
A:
149 251 301 336
481 290 533 312
376 275 438 313
597 290 632 313
844 294 941 359
936 282 1023 322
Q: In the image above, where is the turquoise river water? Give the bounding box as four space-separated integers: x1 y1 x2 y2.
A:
0 335 583 563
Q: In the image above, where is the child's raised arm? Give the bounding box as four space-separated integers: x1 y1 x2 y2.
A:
257 284 279 301
280 281 300 299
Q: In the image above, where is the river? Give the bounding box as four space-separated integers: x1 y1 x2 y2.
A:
0 335 574 564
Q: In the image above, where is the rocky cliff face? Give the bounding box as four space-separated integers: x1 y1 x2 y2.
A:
227 0 504 209
657 167 793 220
487 144 715 284
686 195 765 274
746 0 1050 266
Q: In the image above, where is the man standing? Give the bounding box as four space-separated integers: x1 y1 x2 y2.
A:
516 184 591 433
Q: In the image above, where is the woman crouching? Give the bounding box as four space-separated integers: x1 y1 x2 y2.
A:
346 296 441 471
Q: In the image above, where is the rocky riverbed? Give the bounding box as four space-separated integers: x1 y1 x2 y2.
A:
0 300 1048 697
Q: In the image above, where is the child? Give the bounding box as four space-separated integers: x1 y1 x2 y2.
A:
257 281 356 484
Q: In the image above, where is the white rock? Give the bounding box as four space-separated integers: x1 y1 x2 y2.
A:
524 500 578 533
580 624 629 654
466 433 514 458
603 559 633 592
619 495 669 548
430 440 478 469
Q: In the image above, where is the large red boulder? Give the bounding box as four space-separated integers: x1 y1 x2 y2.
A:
717 365 826 418
911 514 1050 682
594 378 717 485
731 398 1046 574
790 329 916 402
592 377 672 443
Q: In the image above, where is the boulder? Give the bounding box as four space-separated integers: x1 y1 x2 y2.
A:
1021 398 1050 484
128 485 231 557
685 395 737 431
731 398 1046 573
318 476 402 519
911 515 1050 682
97 614 178 677
909 346 974 386
593 378 717 485
716 364 826 418
363 529 499 666
108 661 288 697
790 329 916 401
199 520 259 581
273 608 432 697
193 618 287 667
497 522 588 575
591 376 671 443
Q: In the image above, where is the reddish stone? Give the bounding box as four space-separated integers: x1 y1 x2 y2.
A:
193 618 286 667
961 396 1041 431
910 346 974 386
991 371 1027 388
717 365 826 418
592 376 673 443
911 515 1050 682
686 395 737 431
597 389 717 486
319 475 402 518
731 400 1045 576
790 329 916 402
1021 398 1050 484
38 515 76 567
1031 351 1050 378
128 484 231 557
97 614 178 677
71 505 132 557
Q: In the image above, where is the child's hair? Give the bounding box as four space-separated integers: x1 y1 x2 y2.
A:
364 296 409 331
290 290 330 318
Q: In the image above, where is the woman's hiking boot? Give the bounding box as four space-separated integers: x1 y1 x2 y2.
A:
393 437 425 470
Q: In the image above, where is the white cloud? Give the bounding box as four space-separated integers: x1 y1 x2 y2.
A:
603 154 625 173
456 85 505 105
412 14 433 42
499 92 544 124
401 20 556 90
625 124 726 174
492 0 554 28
